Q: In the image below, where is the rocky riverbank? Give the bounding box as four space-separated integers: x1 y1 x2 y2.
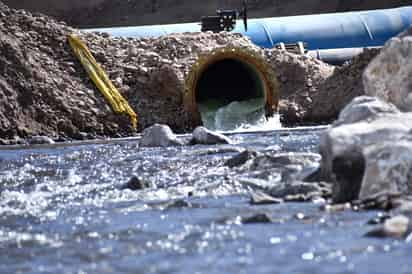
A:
315 26 412 237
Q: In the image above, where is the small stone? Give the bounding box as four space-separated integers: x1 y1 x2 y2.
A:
28 136 55 145
365 215 410 238
250 191 283 205
396 200 412 214
125 176 150 190
225 149 260 168
367 213 392 225
241 213 274 224
164 199 192 209
320 203 351 212
191 126 232 145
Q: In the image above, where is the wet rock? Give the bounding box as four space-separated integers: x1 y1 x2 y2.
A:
139 124 183 147
238 176 282 191
367 213 392 225
251 153 322 182
320 203 352 212
163 199 193 209
149 199 198 210
124 176 150 190
320 97 412 203
364 29 412 112
365 215 411 238
225 149 260 168
191 126 232 145
27 135 55 145
269 181 331 202
250 191 283 205
355 192 403 211
241 213 274 224
0 138 9 145
395 199 412 215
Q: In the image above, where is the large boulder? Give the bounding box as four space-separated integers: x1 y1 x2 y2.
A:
319 96 412 203
363 29 412 112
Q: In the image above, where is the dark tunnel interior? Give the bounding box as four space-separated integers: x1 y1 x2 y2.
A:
195 58 265 106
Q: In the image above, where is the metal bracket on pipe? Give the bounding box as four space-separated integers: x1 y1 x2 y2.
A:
275 42 307 55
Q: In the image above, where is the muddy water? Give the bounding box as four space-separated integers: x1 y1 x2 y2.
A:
0 127 411 274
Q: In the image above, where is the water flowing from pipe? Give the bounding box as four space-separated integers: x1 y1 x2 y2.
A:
198 97 281 132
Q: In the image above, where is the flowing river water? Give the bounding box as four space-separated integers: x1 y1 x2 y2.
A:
0 102 411 273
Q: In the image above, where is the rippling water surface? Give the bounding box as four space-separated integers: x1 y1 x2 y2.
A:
0 127 411 274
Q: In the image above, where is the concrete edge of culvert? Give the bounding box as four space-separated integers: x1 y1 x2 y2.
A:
184 47 279 125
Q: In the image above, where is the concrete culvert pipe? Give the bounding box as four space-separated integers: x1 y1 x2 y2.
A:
184 47 279 130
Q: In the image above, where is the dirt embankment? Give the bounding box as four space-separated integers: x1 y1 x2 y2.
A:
0 2 270 143
3 0 412 28
0 1 388 143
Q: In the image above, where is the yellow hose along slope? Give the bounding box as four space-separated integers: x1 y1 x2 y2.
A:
68 34 137 129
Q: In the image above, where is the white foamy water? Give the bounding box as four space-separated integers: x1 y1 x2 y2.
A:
198 98 282 132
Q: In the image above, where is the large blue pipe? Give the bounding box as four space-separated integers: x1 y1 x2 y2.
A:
85 7 412 50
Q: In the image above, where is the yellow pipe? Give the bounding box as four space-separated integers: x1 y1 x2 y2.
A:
68 34 137 129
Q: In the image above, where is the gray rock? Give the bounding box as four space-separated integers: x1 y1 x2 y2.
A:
28 136 55 145
241 213 274 224
248 152 322 182
320 97 412 203
363 35 412 112
356 192 403 211
365 215 411 238
269 181 331 202
396 199 412 214
139 124 183 147
334 96 399 126
367 213 392 225
191 126 232 145
250 191 283 205
360 140 412 200
124 176 151 190
225 149 260 168
163 199 193 210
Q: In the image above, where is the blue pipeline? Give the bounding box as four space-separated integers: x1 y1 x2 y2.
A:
84 7 412 50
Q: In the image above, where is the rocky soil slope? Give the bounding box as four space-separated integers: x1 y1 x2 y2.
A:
0 1 384 143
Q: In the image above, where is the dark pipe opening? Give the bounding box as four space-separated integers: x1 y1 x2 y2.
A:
195 58 265 106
